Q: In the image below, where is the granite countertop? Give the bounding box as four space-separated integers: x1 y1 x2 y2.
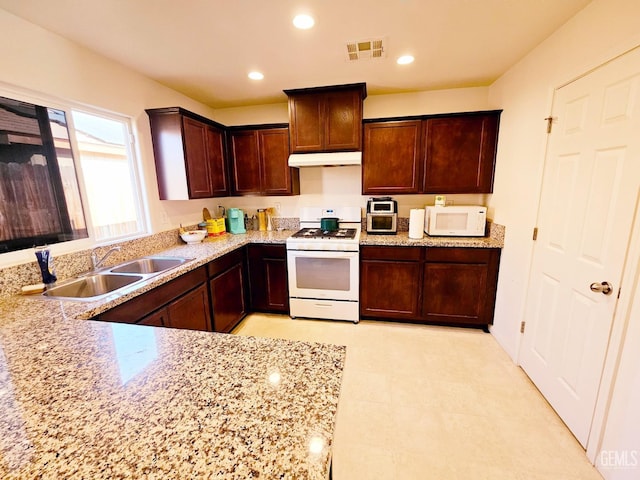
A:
360 221 504 248
1 225 504 327
0 229 344 479
1 230 294 323
0 313 345 479
359 229 504 248
0 224 504 477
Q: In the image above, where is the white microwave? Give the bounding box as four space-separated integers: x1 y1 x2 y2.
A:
424 205 487 237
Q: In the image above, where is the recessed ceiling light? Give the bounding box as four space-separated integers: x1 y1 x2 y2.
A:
293 14 314 29
248 71 264 80
397 55 415 65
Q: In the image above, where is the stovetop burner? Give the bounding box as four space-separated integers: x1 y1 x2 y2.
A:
292 228 358 240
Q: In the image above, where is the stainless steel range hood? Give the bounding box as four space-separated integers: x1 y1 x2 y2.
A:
288 151 362 167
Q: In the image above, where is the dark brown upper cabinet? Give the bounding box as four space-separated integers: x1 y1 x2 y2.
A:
228 125 300 196
422 113 499 193
362 120 423 195
362 111 501 195
146 107 229 200
284 83 367 153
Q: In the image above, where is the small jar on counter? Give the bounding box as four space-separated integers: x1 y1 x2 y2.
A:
257 209 267 231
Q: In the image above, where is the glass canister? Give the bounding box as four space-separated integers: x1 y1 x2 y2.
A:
257 209 267 231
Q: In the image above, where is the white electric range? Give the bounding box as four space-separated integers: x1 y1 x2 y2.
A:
286 206 361 323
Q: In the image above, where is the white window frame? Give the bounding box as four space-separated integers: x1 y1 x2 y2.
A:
69 108 148 243
0 82 149 268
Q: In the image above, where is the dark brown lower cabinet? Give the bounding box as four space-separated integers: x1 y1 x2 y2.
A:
96 266 211 331
422 248 500 327
207 249 247 333
136 308 167 327
360 245 501 328
165 284 211 331
360 246 421 320
95 246 264 334
247 244 289 313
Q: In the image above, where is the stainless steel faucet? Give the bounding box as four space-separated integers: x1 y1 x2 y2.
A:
91 246 122 270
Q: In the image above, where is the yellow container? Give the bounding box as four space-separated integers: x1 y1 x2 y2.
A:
257 209 267 231
206 218 226 236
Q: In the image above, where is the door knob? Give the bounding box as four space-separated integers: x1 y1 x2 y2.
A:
590 281 613 295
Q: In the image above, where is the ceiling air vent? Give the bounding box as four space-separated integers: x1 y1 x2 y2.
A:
346 38 385 61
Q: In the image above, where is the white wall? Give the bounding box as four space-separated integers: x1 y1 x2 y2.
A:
595 237 640 478
0 9 220 267
0 4 493 268
487 0 640 361
210 87 491 220
488 2 640 469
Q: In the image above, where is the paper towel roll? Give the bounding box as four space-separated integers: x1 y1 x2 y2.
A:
409 209 425 239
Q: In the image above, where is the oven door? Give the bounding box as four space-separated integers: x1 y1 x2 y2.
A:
287 249 359 302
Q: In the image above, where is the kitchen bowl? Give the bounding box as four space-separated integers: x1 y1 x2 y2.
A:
180 230 207 244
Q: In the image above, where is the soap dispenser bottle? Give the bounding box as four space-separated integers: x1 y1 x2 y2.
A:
35 246 57 285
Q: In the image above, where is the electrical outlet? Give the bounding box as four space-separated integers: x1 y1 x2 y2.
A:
160 210 170 225
274 202 281 216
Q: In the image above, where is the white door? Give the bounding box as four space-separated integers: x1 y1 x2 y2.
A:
520 47 640 447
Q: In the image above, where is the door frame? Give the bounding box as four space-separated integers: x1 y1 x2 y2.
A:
587 191 640 462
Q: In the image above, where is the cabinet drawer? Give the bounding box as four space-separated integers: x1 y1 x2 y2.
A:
361 245 422 261
424 247 497 263
252 243 287 259
208 249 245 277
99 266 207 322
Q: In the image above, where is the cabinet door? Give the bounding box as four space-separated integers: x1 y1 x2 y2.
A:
147 108 228 200
137 308 168 327
97 267 208 324
422 248 500 326
205 125 229 196
325 89 362 151
247 244 289 313
288 94 323 153
423 113 499 193
183 116 216 198
362 120 423 194
166 283 211 331
259 128 299 195
360 246 422 320
210 263 247 333
229 130 261 195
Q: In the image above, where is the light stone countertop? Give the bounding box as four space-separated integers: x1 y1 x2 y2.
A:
360 230 504 248
0 226 503 478
0 230 344 479
1 230 294 323
0 313 345 479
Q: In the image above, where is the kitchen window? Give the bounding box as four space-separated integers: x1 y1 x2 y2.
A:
0 89 147 256
71 110 146 241
0 96 88 253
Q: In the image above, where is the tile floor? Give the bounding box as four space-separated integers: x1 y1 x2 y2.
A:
233 314 604 480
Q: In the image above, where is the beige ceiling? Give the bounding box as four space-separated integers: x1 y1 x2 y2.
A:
0 0 591 108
